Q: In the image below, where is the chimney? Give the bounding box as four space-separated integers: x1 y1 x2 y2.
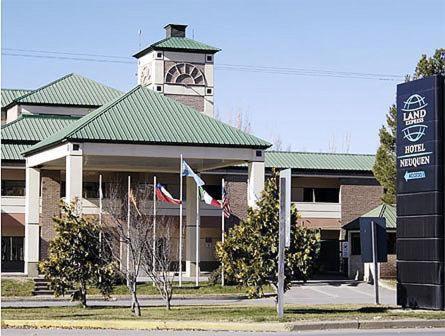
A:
164 24 187 38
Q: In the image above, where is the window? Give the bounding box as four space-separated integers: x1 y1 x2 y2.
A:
302 188 339 203
206 88 212 94
202 185 222 200
351 233 361 255
156 52 163 58
314 188 339 203
1 180 25 196
1 237 24 262
303 188 314 202
206 55 213 62
387 232 396 254
156 86 162 92
83 182 100 198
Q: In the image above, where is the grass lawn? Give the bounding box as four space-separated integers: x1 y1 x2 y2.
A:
2 304 445 323
1 277 272 297
1 278 34 297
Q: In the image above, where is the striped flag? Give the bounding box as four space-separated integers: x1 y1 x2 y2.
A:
199 187 221 208
156 183 182 205
222 182 231 218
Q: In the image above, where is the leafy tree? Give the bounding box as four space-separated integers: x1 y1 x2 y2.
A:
216 170 320 298
40 200 116 308
373 48 445 204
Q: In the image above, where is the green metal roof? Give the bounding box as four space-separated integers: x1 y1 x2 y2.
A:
265 151 375 171
133 37 220 58
1 143 34 161
2 114 81 142
23 86 271 156
2 89 33 108
7 74 123 108
343 204 396 230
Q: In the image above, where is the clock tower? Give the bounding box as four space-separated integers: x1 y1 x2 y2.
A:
133 24 220 117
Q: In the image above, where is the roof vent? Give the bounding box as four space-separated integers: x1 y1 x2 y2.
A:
164 24 187 38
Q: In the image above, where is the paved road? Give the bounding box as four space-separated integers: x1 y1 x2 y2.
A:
2 328 444 336
2 282 395 308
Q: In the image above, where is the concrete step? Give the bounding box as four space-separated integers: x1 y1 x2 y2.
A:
32 278 54 296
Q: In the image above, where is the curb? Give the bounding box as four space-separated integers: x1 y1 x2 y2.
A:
3 319 445 332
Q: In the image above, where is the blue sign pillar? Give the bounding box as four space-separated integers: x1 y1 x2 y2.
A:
396 75 444 310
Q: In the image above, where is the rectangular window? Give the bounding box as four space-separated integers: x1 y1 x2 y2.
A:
387 232 396 254
202 185 222 200
314 188 340 203
351 233 361 255
303 188 314 202
1 236 24 261
83 182 99 198
1 180 25 196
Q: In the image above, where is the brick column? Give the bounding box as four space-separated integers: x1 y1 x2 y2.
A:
40 170 61 260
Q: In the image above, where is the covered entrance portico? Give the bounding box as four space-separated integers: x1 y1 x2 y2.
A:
21 85 270 277
23 141 266 276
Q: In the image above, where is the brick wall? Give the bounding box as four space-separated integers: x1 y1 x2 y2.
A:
341 184 383 226
40 170 61 260
380 254 396 279
224 175 248 229
165 94 204 112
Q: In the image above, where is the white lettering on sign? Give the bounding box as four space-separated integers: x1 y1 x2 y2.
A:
403 109 427 125
399 155 430 168
404 143 425 154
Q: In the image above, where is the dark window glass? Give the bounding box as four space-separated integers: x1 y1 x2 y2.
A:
202 185 221 200
303 188 314 202
1 180 25 196
83 182 99 198
1 237 24 261
387 232 396 254
314 188 339 203
351 233 361 255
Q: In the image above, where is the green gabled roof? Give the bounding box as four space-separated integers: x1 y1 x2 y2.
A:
343 204 396 230
133 37 220 58
23 86 271 156
1 114 81 142
7 74 123 108
265 151 375 171
2 89 33 108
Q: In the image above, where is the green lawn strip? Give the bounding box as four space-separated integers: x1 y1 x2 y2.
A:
1 278 272 298
1 278 34 297
3 305 445 323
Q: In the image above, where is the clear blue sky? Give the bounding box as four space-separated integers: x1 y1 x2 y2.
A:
2 0 444 154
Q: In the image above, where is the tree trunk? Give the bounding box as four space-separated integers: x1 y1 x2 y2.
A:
130 281 141 317
80 284 87 308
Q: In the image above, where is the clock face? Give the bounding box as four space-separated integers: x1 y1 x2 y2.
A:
165 63 206 85
140 64 151 86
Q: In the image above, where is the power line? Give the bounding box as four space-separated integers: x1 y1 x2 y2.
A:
1 48 404 81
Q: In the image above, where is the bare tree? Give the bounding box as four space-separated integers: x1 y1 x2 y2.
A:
328 132 351 153
141 216 178 310
102 180 152 317
102 179 179 314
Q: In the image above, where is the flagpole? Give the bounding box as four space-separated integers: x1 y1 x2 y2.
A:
221 178 225 287
179 154 183 287
126 175 131 287
196 182 200 287
99 174 103 283
153 175 157 277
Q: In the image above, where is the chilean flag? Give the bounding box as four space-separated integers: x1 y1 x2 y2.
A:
156 183 182 205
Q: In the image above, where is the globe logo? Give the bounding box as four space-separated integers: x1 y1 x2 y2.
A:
402 124 428 142
402 94 428 112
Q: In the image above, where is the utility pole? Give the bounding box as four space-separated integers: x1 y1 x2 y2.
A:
277 177 286 318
